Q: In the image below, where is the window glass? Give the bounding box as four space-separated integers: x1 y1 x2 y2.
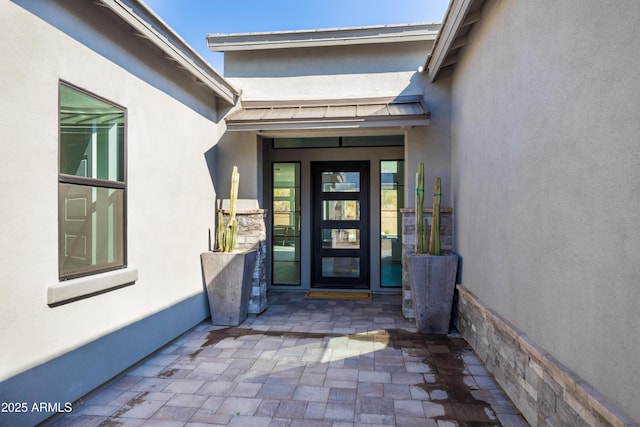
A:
321 171 360 192
59 84 124 181
58 184 124 276
342 135 403 147
380 160 404 287
321 229 360 249
272 162 301 285
273 136 402 148
322 200 360 220
321 257 360 278
274 137 339 149
59 83 126 279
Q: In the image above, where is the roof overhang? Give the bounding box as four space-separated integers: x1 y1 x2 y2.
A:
208 23 440 52
424 0 486 82
95 0 238 105
224 96 430 134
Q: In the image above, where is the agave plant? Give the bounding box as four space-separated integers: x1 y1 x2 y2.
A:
217 166 239 252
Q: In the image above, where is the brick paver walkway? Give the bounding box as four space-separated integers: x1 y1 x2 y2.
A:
47 291 527 426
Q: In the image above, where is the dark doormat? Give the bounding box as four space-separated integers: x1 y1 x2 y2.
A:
304 291 372 300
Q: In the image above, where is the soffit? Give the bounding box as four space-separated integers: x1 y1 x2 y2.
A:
425 0 486 82
95 0 238 105
224 96 430 132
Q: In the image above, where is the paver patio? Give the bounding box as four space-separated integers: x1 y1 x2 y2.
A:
46 291 528 426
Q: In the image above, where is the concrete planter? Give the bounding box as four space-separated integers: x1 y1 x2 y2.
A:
407 254 459 334
201 250 257 326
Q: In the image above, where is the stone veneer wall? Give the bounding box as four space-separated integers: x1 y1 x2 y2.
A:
400 208 453 319
218 206 268 315
457 285 638 427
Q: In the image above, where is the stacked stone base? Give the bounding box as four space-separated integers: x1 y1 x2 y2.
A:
400 208 453 319
457 285 637 427
218 200 268 315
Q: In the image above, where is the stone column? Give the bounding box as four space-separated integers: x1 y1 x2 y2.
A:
218 199 268 314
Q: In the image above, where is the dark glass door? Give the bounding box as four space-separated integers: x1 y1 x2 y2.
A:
311 161 369 289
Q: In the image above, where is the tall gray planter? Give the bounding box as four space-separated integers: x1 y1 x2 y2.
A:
201 250 257 326
407 254 458 334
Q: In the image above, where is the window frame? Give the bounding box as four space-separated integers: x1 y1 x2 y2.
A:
58 80 128 281
272 135 404 149
271 161 302 286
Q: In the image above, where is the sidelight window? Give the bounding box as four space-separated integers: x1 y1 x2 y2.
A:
272 162 301 285
380 160 404 287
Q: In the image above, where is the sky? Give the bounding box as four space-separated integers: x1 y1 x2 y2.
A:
142 0 451 75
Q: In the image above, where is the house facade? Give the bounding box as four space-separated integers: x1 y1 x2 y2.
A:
208 23 452 294
1 0 639 426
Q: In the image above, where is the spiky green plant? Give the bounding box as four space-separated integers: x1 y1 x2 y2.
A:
428 176 442 256
415 162 429 254
217 166 239 252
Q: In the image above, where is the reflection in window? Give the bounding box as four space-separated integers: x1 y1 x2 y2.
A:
273 136 403 148
272 163 301 285
58 82 126 279
322 200 360 220
322 229 360 249
322 257 360 278
321 172 360 192
380 160 404 287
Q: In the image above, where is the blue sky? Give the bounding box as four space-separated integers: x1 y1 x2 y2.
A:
143 0 450 74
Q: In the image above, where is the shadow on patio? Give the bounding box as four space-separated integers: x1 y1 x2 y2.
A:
46 292 527 426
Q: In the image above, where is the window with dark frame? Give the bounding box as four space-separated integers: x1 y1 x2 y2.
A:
380 160 404 287
273 135 404 149
272 162 301 286
58 82 126 280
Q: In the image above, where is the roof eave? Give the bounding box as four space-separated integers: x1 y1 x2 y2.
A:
425 0 484 82
97 0 239 105
226 116 430 132
207 23 440 52
224 95 430 132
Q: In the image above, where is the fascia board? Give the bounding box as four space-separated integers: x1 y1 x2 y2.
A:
207 24 439 52
240 95 425 108
208 34 437 51
226 117 430 132
98 0 238 104
426 0 474 82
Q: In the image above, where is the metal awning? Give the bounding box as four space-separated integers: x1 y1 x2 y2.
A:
224 96 430 132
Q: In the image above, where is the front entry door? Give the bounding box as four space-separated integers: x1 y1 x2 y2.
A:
311 161 369 289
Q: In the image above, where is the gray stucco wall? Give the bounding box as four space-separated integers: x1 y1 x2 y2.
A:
0 2 221 424
221 39 452 210
408 74 452 209
450 0 640 421
212 129 261 201
224 41 433 100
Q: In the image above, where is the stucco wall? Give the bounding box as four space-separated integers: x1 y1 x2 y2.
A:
212 124 261 201
450 0 640 421
224 41 431 100
221 40 452 209
0 2 220 423
408 73 452 209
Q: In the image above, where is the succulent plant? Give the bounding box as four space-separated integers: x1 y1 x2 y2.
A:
415 162 428 254
428 176 441 256
415 162 441 256
217 166 239 252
